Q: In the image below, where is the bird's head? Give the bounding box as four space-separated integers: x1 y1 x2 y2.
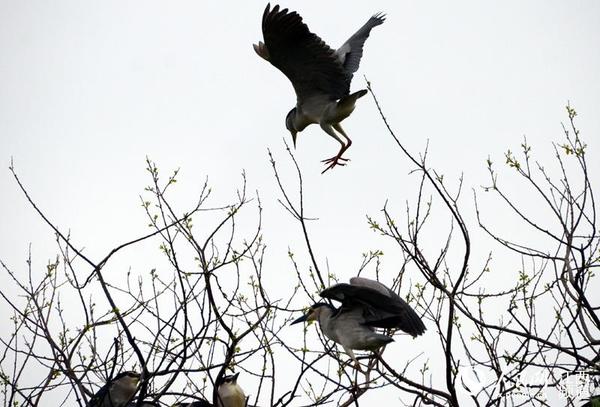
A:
108 371 141 404
216 372 246 406
217 372 240 388
285 108 298 147
291 302 332 325
113 371 141 387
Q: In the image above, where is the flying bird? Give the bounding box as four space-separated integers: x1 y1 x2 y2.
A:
216 373 246 407
292 277 425 367
254 4 385 173
87 371 140 407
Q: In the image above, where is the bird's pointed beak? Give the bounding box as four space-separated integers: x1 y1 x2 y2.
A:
291 313 309 325
232 372 240 382
291 131 298 148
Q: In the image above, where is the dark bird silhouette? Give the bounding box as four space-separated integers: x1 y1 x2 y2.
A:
254 4 385 173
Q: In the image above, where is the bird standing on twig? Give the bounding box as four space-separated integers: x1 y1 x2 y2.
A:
87 371 140 407
292 277 426 368
216 373 247 407
254 4 385 173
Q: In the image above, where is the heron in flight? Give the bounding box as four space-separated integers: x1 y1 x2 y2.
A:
254 4 385 173
292 277 425 367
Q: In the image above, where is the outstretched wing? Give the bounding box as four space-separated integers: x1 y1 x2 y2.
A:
334 13 385 78
254 4 350 102
320 277 426 336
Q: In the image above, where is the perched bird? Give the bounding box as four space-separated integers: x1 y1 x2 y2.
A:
216 373 246 407
292 277 425 366
254 4 385 173
87 371 140 407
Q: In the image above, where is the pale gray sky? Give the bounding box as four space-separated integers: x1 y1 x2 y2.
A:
1 1 599 404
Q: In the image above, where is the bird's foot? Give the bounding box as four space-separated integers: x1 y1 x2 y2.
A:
353 360 365 373
320 155 350 174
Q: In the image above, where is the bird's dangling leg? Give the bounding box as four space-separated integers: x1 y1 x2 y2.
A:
333 122 352 154
320 122 351 173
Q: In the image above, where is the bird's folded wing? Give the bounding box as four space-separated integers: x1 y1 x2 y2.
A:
361 299 426 336
321 281 426 336
259 4 350 102
87 383 110 406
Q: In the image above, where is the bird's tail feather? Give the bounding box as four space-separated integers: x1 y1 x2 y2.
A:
351 89 368 99
338 89 368 110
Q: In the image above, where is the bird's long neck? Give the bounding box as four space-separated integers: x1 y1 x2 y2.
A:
317 305 338 341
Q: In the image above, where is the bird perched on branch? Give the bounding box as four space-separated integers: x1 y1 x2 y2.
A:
254 4 385 173
292 277 425 367
216 373 246 407
87 371 140 407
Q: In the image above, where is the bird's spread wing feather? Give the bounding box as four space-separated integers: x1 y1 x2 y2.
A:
321 278 426 336
258 4 350 102
334 13 385 78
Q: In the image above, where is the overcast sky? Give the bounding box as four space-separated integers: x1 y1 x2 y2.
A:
1 1 599 404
